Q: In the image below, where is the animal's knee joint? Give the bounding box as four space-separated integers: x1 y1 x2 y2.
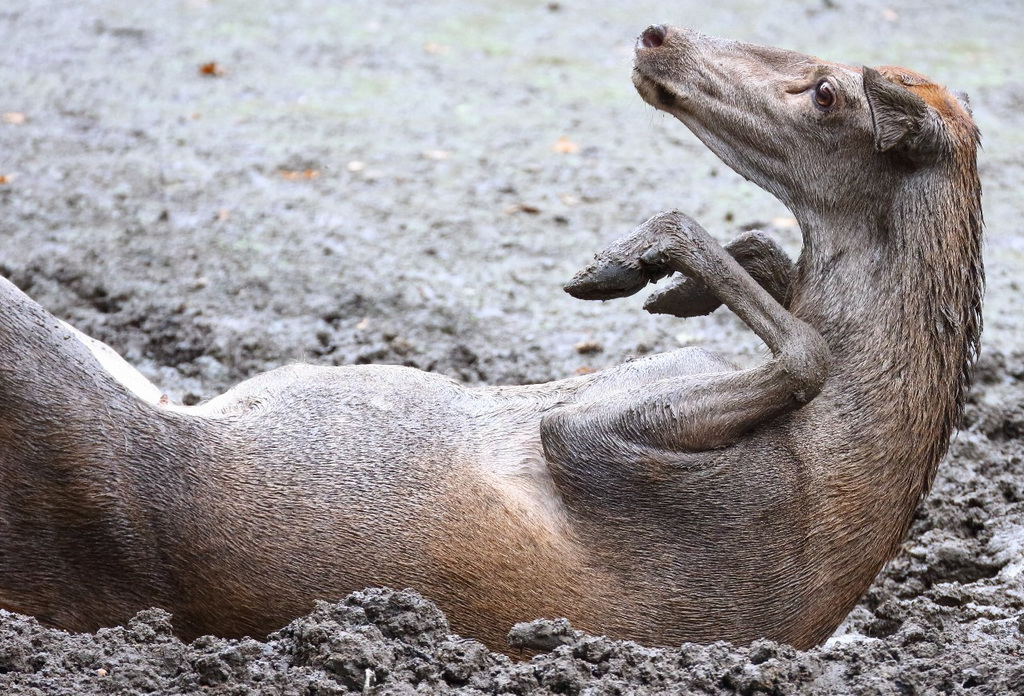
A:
779 325 831 404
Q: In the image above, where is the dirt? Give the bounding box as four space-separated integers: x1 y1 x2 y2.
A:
1 0 1022 693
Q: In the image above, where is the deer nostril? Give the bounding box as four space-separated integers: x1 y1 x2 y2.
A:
641 24 667 49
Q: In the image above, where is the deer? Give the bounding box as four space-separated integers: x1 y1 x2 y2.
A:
0 24 982 654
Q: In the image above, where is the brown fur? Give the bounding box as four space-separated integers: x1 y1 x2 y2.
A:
0 26 982 653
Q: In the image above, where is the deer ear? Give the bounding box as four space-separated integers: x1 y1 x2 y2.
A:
862 66 941 158
952 90 972 117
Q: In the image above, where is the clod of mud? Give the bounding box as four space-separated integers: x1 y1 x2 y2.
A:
508 618 583 652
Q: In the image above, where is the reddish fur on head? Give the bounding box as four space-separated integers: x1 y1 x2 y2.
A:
875 65 978 147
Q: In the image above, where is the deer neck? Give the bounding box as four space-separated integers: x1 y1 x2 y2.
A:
787 164 983 546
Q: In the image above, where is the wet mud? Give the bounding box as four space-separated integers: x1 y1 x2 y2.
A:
1 0 1022 693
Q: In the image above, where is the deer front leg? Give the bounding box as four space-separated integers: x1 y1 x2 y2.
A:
645 230 795 317
544 211 829 456
566 228 795 317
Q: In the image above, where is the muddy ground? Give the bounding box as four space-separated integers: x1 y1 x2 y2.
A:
1 0 1022 693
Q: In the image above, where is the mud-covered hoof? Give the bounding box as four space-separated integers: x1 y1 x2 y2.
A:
564 220 675 300
643 275 721 317
564 259 664 300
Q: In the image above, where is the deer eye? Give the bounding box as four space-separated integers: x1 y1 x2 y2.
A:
813 78 836 110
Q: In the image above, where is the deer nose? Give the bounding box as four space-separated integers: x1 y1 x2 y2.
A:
641 24 667 48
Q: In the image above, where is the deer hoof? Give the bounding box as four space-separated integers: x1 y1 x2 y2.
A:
564 257 665 300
